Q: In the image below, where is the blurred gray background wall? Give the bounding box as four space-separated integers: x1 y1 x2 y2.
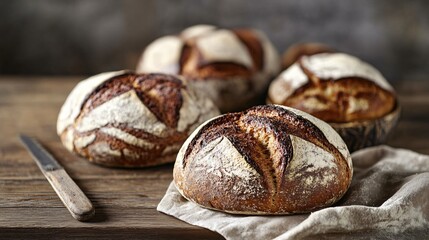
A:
1 0 428 81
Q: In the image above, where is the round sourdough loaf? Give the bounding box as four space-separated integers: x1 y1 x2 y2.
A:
136 24 280 112
268 53 396 123
174 104 352 215
268 52 399 151
57 70 220 167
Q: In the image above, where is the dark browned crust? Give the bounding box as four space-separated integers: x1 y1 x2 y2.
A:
233 29 264 71
134 73 184 128
65 73 192 167
281 42 334 69
180 40 253 80
268 58 396 123
68 122 188 168
82 73 135 111
244 106 345 167
179 43 192 75
190 62 252 80
175 105 351 214
79 73 185 128
179 28 264 82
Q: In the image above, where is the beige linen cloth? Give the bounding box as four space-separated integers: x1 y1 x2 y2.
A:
157 146 429 239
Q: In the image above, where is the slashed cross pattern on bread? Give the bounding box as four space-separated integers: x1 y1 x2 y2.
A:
137 25 280 112
268 53 396 122
174 105 352 215
57 70 220 167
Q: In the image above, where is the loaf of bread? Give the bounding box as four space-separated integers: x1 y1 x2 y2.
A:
174 104 352 214
57 70 220 167
281 42 334 69
268 53 396 123
136 24 280 112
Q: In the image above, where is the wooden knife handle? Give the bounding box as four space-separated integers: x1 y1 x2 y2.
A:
44 169 95 221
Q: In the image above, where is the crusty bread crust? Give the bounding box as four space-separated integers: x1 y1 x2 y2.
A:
174 105 352 214
137 25 280 112
268 53 396 123
57 71 220 167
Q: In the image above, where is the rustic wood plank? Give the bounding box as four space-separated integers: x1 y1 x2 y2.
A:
0 208 223 239
0 228 222 240
0 207 192 228
0 178 171 208
0 138 177 178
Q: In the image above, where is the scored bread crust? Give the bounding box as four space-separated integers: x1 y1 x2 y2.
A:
268 53 396 123
173 105 352 215
136 25 280 112
57 71 220 167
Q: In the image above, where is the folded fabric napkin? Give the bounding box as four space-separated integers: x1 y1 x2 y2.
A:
157 146 429 239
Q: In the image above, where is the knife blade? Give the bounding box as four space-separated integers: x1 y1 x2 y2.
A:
19 134 95 221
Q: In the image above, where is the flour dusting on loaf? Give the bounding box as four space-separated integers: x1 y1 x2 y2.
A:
76 90 168 136
174 105 353 214
270 53 393 101
302 53 393 91
287 135 338 205
100 127 155 148
195 136 259 179
196 30 253 68
57 71 220 167
139 36 183 74
269 64 308 104
57 70 131 134
284 106 352 169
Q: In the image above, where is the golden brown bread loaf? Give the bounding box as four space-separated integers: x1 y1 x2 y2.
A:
57 70 220 167
136 24 280 112
268 53 396 123
174 105 352 215
281 42 334 69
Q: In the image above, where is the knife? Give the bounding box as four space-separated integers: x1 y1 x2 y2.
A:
19 134 95 221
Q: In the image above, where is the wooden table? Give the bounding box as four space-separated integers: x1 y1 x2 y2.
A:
1 76 428 239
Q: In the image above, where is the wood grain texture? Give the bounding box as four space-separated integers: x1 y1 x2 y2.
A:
0 76 428 239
